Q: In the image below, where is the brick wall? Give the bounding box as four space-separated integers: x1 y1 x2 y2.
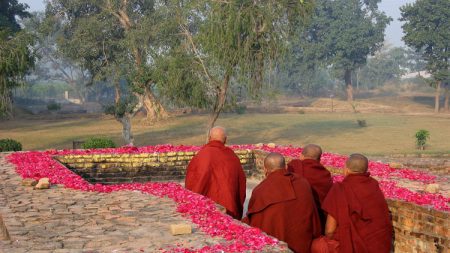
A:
387 200 449 253
54 149 255 184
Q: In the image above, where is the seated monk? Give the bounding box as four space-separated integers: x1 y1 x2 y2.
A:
243 153 321 253
185 126 246 219
288 144 332 229
319 154 392 253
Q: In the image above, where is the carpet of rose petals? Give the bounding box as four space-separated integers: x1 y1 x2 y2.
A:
7 148 280 253
5 144 449 253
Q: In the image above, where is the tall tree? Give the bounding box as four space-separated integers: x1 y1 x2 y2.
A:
24 13 92 104
45 0 168 123
44 0 177 144
301 0 391 101
400 0 450 113
172 0 314 138
359 46 408 88
0 0 34 118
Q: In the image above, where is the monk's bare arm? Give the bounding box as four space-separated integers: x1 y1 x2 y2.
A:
325 214 337 238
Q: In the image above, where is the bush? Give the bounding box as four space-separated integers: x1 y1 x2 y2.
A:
81 137 116 149
357 119 367 127
415 129 430 150
0 139 22 152
235 105 247 114
47 102 61 111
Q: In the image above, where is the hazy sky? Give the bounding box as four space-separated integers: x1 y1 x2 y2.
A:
20 0 416 47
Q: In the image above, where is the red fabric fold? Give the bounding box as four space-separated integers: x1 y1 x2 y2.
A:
322 173 392 253
288 159 333 229
185 140 246 219
245 170 322 253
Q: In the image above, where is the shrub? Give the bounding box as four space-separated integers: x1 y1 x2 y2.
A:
235 105 247 114
357 119 367 127
0 139 22 152
415 129 430 150
81 137 116 149
47 102 61 111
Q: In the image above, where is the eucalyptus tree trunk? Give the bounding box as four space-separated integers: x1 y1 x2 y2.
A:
108 2 168 123
435 81 441 113
205 74 230 142
345 69 354 102
119 115 133 145
0 82 13 118
444 86 449 112
143 86 168 122
113 82 134 145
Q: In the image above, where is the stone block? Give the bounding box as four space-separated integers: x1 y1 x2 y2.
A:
21 178 38 187
170 224 192 235
35 178 50 189
389 162 403 169
424 183 440 194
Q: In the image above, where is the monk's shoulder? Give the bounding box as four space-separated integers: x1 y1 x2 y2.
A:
288 159 302 167
287 159 303 172
323 182 342 200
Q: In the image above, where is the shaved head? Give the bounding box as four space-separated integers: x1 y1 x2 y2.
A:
302 144 322 161
264 152 286 174
346 154 369 173
209 126 227 143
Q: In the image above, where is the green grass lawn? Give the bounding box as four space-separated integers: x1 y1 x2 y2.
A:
1 112 449 155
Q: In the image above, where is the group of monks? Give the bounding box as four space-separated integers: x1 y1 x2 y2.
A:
185 127 392 253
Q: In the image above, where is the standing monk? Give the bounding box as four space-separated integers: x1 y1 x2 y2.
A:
320 154 392 253
244 153 321 253
185 126 246 219
288 144 332 229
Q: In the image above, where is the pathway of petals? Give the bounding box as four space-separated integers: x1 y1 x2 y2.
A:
5 144 449 252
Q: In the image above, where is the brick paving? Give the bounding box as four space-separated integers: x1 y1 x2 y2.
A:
0 154 228 253
1 151 448 253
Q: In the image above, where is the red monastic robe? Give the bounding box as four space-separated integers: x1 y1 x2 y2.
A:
322 173 392 253
185 140 246 219
243 170 322 253
288 159 332 231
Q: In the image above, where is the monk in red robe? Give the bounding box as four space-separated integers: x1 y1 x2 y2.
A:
185 126 246 219
319 154 392 253
243 153 322 253
288 144 332 229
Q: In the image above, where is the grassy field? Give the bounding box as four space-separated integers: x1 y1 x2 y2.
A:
1 112 449 155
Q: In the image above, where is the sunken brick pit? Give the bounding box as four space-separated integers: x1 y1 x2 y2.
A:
52 149 449 253
54 150 256 184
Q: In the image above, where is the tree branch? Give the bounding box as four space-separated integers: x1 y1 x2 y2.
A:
180 24 217 86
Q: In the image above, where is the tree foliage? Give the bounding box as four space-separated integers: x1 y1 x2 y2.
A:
23 12 92 103
359 47 408 88
43 0 179 143
400 0 450 81
169 0 314 133
0 0 35 118
401 0 450 112
299 0 391 101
